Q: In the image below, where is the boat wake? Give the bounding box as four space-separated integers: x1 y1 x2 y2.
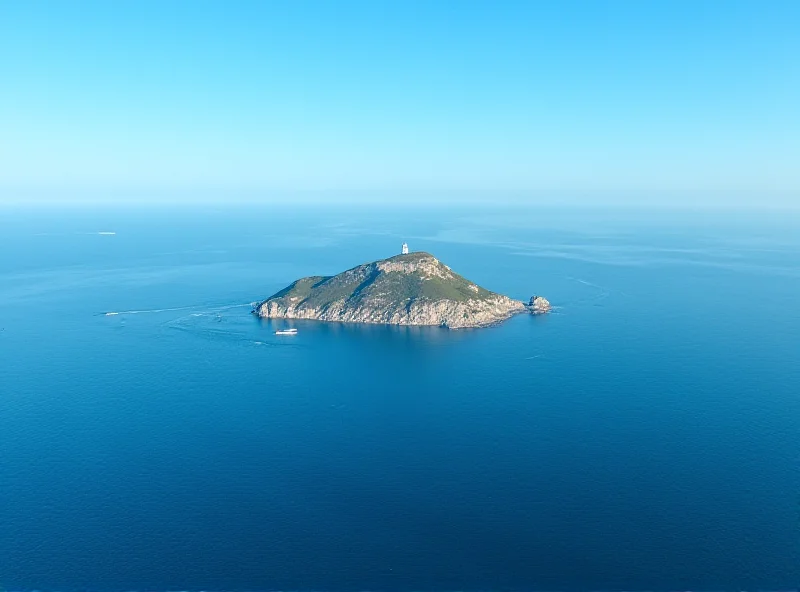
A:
102 305 199 316
563 276 616 307
101 302 255 318
141 302 296 348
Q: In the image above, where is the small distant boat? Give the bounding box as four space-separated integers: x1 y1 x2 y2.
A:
275 328 298 335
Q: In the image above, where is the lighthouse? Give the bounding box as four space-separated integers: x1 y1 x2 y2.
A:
401 242 409 255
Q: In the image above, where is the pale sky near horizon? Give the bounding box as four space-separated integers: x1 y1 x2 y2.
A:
1 1 799 207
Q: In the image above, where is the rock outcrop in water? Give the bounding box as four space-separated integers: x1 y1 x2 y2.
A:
254 252 549 329
528 295 551 314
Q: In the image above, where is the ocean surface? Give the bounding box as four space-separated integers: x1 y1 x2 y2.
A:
1 206 799 591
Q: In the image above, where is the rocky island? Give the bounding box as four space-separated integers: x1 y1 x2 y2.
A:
254 249 550 329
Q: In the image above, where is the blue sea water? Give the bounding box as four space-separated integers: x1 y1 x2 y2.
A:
1 206 799 591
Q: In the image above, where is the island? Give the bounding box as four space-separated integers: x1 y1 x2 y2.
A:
254 248 550 329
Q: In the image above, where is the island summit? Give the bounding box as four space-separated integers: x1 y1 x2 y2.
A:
255 244 550 329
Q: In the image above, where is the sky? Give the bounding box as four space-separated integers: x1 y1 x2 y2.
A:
1 0 799 207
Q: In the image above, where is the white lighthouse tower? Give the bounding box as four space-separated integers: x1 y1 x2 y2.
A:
401 242 409 255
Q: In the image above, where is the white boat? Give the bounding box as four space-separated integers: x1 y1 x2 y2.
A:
275 328 298 335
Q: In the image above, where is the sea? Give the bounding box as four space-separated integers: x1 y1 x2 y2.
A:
1 205 799 591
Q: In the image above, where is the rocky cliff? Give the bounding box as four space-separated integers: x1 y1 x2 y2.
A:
255 252 547 329
528 296 551 314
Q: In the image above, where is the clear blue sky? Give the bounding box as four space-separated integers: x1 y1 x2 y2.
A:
1 0 798 206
